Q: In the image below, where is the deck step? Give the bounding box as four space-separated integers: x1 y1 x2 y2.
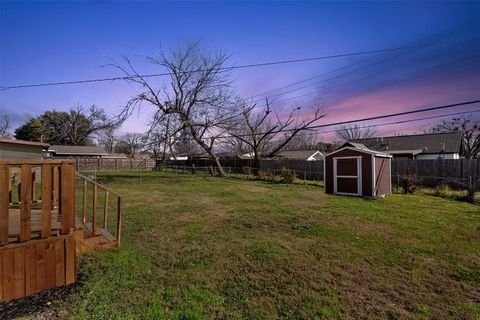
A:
83 223 117 247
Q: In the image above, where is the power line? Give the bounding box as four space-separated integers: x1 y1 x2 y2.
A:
260 50 480 107
298 109 480 137
213 99 480 139
1 43 445 91
247 20 479 102
255 45 480 106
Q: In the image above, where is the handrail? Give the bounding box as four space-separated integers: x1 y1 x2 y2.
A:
75 171 122 246
75 172 121 197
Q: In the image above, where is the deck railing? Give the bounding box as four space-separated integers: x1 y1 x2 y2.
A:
75 172 122 246
0 160 76 246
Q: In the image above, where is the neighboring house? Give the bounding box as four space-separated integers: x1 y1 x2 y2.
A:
50 145 108 159
103 153 128 159
0 138 49 160
275 150 324 161
350 132 462 160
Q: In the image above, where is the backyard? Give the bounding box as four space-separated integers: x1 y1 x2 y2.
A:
3 171 480 319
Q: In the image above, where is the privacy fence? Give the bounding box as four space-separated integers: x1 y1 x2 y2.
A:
160 158 480 190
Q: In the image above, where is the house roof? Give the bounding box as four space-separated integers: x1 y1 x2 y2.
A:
276 150 323 160
350 132 462 155
51 145 108 156
103 153 128 159
0 138 49 149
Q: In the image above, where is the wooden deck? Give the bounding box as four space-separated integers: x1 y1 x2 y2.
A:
8 206 62 244
1 160 122 302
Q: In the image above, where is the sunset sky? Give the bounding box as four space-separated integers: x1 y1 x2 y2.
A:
1 1 479 142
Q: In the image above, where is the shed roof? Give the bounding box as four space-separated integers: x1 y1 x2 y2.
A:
51 145 108 156
350 132 461 155
327 143 392 158
0 138 49 149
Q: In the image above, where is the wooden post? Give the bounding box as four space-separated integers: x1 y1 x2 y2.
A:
52 166 59 209
41 165 52 238
20 165 32 241
92 184 97 235
0 164 10 245
103 191 109 229
8 166 12 204
31 167 36 202
60 163 74 235
116 197 122 245
82 180 87 224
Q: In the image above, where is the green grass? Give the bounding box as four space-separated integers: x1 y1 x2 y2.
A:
53 171 480 319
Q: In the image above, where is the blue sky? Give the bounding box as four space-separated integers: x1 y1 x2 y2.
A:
1 1 479 140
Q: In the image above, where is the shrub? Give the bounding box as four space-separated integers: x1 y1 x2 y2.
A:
400 175 418 194
279 167 296 184
257 170 275 182
434 183 451 197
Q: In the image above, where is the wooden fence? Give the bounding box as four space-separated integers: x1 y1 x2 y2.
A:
74 158 156 172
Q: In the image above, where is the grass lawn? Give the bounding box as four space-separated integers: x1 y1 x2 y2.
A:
15 171 480 319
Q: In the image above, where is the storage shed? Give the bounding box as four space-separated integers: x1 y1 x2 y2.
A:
324 142 392 198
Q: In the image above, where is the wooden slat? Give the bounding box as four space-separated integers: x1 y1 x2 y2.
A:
31 167 36 202
8 167 12 204
25 245 37 295
54 239 65 286
13 247 25 299
41 165 52 238
60 163 74 235
92 184 97 236
52 166 59 209
0 164 9 245
35 242 46 292
103 191 109 229
2 249 14 301
65 237 76 285
20 165 32 241
82 180 87 224
116 197 122 245
45 242 56 289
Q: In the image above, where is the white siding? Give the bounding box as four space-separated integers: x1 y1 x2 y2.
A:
415 153 459 160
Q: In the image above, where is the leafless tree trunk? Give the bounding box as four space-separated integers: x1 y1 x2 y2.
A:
111 43 236 176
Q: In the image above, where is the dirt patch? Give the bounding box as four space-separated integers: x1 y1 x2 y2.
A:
0 279 81 320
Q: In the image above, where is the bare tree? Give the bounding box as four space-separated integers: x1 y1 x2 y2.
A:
97 127 118 153
430 114 480 159
225 99 326 159
112 43 236 176
0 113 11 138
335 123 377 141
115 133 145 157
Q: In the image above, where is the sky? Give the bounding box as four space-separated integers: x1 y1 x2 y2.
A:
1 1 479 142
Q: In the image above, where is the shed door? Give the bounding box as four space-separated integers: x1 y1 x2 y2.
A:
333 157 362 196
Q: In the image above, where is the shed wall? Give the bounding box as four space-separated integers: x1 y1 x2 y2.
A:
325 149 373 197
374 157 391 196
